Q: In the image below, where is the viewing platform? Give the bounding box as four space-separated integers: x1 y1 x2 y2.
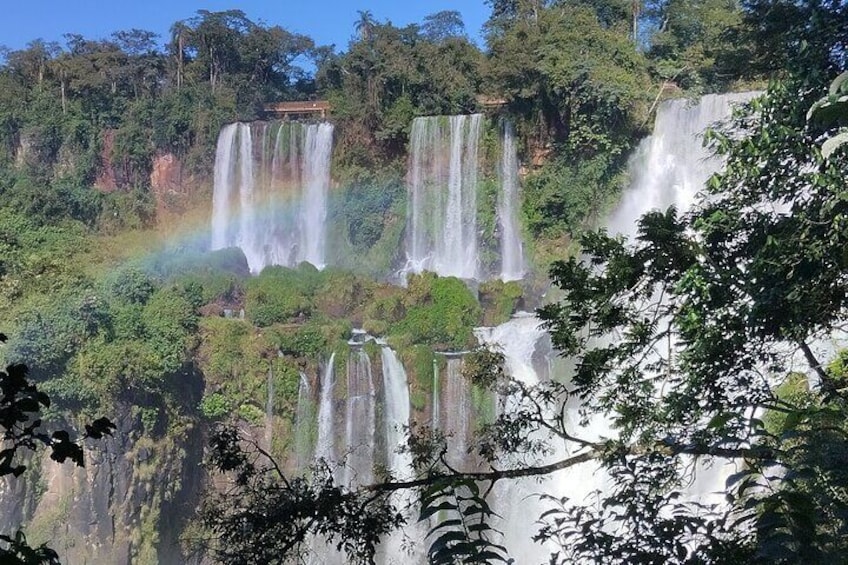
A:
262 100 330 119
263 96 507 120
476 95 507 110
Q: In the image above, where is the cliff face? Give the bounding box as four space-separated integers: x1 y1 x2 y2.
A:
0 402 206 565
150 153 184 195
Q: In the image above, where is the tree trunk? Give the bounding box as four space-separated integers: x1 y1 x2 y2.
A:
177 34 184 90
632 0 641 46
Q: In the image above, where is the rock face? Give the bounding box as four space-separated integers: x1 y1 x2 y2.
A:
150 152 188 215
0 401 205 565
94 130 121 192
150 153 184 194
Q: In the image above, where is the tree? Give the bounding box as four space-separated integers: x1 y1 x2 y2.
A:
354 10 377 41
421 11 466 42
644 0 743 90
172 10 314 104
485 3 650 151
318 15 481 161
808 70 848 158
731 0 848 80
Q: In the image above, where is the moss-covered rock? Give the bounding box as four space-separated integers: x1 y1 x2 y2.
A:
390 272 482 350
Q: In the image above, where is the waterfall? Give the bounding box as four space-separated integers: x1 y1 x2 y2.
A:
237 124 255 262
294 371 311 472
499 121 524 281
405 114 483 279
474 313 609 561
378 347 425 565
343 349 376 487
606 92 760 506
315 353 336 466
431 357 440 429
211 124 238 251
607 93 756 238
380 348 412 477
294 94 758 563
301 123 334 268
210 121 334 272
440 357 470 467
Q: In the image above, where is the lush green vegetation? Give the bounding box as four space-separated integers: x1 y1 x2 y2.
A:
2 0 847 563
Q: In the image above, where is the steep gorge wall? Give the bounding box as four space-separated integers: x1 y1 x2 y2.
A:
0 403 205 564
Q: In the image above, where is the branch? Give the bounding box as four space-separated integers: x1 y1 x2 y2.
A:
642 66 690 128
240 432 291 489
362 449 600 494
360 440 775 496
797 339 836 393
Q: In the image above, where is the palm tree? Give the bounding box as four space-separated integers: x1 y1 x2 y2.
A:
354 10 376 42
169 21 189 90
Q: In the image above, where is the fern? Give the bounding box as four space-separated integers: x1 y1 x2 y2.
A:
419 477 510 564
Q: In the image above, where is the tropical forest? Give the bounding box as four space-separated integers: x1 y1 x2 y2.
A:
0 0 847 563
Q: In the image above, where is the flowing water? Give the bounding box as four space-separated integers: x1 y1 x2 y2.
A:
380 347 413 479
608 93 759 507
405 114 483 279
499 121 524 281
293 371 312 472
607 93 756 237
474 313 608 561
343 349 376 487
378 347 424 565
315 352 336 467
210 121 333 272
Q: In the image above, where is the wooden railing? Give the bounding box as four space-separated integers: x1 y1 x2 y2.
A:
476 95 507 109
262 96 506 119
263 100 331 119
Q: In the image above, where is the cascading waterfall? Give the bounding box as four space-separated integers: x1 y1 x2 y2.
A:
288 93 756 563
211 124 239 252
210 121 334 272
343 349 376 487
406 114 483 279
498 121 524 281
301 124 334 267
475 314 570 561
378 347 425 565
608 92 759 506
380 348 413 478
308 344 422 564
431 358 440 430
439 356 470 467
315 352 336 466
607 93 756 238
404 114 526 282
293 371 312 472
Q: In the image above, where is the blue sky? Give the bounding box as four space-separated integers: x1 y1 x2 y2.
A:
0 0 490 52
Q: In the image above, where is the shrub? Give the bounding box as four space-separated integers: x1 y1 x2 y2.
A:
391 273 482 350
244 266 316 326
107 267 155 305
199 393 233 421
